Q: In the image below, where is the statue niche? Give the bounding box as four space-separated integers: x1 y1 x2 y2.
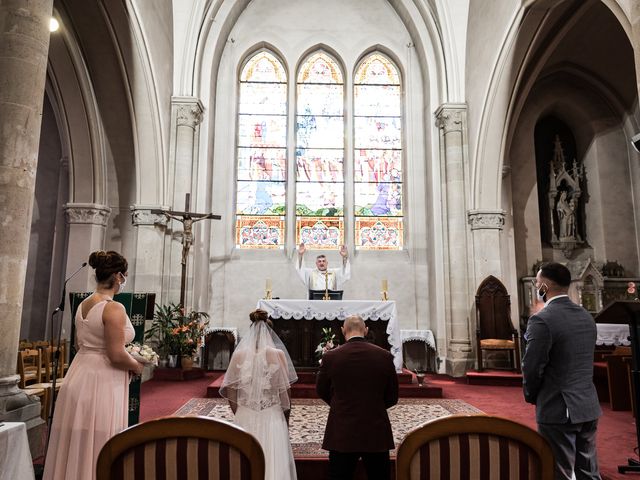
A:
547 135 584 257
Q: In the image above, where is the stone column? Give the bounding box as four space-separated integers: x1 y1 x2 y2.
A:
632 4 640 102
435 104 472 376
61 203 111 334
0 0 53 451
468 210 506 281
166 97 204 306
130 206 168 381
130 205 168 297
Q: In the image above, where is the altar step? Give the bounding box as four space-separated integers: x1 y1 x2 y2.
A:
465 369 523 387
206 370 442 399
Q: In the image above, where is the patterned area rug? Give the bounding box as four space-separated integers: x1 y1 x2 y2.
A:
174 398 482 457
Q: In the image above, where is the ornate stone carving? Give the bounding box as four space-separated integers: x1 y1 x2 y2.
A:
64 203 111 226
547 135 584 257
176 103 203 128
467 210 506 230
130 205 169 226
435 107 464 134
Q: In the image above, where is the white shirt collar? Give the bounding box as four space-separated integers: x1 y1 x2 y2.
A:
545 294 569 305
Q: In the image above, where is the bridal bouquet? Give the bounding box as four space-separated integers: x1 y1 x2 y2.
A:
126 343 159 366
315 327 338 364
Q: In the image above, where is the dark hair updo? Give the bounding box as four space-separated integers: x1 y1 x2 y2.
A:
249 309 272 327
88 250 128 286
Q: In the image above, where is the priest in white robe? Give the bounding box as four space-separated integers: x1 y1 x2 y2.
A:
296 242 351 292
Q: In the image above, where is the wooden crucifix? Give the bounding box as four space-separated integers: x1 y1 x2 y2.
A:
152 193 221 308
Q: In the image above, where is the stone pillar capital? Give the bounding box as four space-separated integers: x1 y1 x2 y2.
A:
467 209 506 230
130 205 169 226
64 203 111 226
435 103 466 134
172 96 204 128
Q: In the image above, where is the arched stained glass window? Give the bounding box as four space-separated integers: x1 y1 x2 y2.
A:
235 51 287 249
295 51 345 249
354 52 403 250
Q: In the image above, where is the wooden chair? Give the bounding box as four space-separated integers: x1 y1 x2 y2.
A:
396 414 555 480
23 386 49 421
96 416 265 480
16 349 42 388
42 345 66 382
475 275 521 372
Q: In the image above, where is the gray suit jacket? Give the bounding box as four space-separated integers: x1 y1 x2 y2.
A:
522 296 601 424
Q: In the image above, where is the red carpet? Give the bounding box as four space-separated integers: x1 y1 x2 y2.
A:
140 372 638 480
205 369 443 399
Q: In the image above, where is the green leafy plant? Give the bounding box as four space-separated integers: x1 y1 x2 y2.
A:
145 303 210 357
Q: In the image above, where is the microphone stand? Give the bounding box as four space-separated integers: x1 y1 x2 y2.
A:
45 262 86 453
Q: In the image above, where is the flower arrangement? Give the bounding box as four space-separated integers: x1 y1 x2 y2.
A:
145 303 210 358
126 343 159 366
315 327 338 363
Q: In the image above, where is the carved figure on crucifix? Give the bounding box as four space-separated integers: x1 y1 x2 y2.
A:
163 213 197 265
151 193 221 307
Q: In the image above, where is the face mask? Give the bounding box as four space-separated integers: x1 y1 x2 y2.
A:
536 284 547 303
118 272 127 291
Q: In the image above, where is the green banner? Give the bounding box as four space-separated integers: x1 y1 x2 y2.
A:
69 292 156 426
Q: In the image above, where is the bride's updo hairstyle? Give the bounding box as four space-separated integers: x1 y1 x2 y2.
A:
88 250 128 287
249 309 273 328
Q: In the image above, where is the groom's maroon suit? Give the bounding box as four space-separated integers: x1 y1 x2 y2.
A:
316 337 399 452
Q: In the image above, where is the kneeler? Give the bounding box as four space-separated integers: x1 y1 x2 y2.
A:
70 292 156 426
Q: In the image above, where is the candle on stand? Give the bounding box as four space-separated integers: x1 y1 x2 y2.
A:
381 279 389 301
265 278 272 299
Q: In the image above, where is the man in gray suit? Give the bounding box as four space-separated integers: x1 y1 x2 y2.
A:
523 262 601 479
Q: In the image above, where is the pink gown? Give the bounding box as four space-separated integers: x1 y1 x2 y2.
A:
43 300 135 480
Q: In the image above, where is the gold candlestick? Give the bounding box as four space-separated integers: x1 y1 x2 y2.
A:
264 278 272 300
381 279 389 301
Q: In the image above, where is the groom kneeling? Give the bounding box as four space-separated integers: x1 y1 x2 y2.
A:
316 315 399 480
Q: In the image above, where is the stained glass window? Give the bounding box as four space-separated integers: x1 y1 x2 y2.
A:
296 52 344 248
354 53 403 249
236 51 287 248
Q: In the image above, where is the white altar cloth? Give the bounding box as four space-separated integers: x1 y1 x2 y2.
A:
257 299 402 372
401 329 436 350
0 422 35 480
596 323 631 346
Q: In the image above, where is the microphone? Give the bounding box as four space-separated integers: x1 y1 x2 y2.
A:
54 262 88 313
46 260 88 454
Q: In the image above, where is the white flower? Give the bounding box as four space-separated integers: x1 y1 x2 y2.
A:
126 342 159 366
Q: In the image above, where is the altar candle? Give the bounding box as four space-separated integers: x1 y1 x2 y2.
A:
266 278 272 291
382 279 388 291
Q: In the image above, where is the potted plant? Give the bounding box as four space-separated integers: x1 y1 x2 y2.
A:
145 303 181 367
145 304 210 369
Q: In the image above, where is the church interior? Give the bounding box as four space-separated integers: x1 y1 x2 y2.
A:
2 0 640 478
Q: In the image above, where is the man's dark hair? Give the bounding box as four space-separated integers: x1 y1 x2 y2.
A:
539 262 571 287
316 254 326 260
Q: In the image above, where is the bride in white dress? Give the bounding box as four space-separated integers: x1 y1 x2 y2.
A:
220 309 298 480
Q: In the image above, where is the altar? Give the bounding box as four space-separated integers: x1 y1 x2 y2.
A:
256 299 402 371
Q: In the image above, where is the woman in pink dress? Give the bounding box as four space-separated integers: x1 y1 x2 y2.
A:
44 250 144 480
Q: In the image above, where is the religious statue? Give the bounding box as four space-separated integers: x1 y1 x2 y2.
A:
546 135 584 257
556 191 577 239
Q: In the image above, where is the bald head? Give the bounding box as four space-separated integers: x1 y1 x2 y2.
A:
342 315 368 340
